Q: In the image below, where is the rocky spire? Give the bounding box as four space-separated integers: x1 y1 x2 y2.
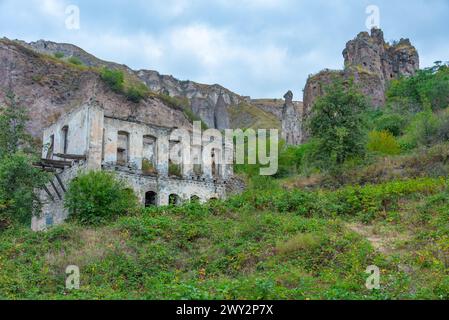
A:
281 90 302 145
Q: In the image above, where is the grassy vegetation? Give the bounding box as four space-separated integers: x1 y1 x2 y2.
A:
228 103 281 130
68 57 83 66
100 67 150 103
53 52 64 59
1 176 449 299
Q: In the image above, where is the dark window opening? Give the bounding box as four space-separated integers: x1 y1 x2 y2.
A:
145 191 157 207
61 126 69 154
169 194 181 206
190 195 200 203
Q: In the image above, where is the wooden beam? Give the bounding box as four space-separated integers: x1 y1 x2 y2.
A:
49 180 62 200
55 174 67 193
34 162 66 170
42 185 55 202
40 159 73 167
54 153 86 161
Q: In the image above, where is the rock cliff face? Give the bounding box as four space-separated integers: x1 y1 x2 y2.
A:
0 38 289 142
303 28 419 121
137 70 244 130
0 38 191 138
18 39 269 131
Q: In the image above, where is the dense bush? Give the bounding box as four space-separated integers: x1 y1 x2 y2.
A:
64 171 139 225
367 130 401 155
401 110 440 148
374 112 408 137
100 68 149 103
125 83 148 103
100 68 124 93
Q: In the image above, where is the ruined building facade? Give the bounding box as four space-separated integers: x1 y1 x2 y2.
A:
32 104 234 231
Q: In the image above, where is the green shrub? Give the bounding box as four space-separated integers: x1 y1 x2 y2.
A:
157 93 188 111
403 110 439 148
100 68 124 93
375 113 407 136
64 171 139 225
53 52 64 59
367 130 401 155
168 162 182 177
248 175 279 191
125 83 148 103
142 159 156 175
276 233 322 255
68 56 83 66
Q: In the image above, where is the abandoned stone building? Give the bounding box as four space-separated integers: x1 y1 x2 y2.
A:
31 104 234 231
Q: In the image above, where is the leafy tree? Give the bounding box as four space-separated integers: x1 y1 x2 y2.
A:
64 171 139 225
0 93 48 228
387 62 449 112
0 153 47 226
0 93 33 158
308 78 369 166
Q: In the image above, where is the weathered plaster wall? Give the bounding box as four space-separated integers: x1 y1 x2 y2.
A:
42 105 90 158
106 167 226 206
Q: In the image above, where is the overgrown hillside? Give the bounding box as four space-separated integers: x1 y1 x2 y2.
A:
1 176 449 299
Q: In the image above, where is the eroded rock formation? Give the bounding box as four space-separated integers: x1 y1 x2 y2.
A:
281 91 303 145
304 28 419 119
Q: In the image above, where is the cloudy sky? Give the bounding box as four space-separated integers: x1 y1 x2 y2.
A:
1 0 448 99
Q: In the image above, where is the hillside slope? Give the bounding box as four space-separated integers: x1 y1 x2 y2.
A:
1 175 449 299
18 39 286 133
0 38 192 138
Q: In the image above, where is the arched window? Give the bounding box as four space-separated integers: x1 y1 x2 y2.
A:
169 194 181 206
117 131 130 165
190 195 200 203
61 126 69 154
145 191 157 207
